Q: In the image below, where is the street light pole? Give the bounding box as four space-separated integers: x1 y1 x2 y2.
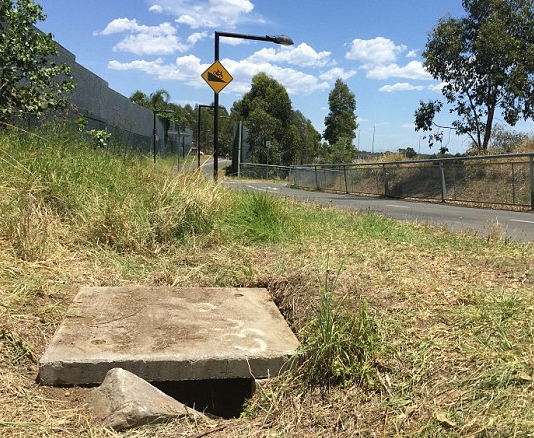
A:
212 32 293 181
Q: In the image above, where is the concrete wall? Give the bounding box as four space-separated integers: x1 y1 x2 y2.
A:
53 41 194 156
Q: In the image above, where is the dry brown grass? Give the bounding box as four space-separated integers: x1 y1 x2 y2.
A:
2 206 533 437
1 130 534 437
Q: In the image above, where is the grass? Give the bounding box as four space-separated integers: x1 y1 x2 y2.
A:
1 124 534 437
297 287 381 388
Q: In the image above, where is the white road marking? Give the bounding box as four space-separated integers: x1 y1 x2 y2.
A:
247 185 280 192
385 204 411 209
510 219 534 225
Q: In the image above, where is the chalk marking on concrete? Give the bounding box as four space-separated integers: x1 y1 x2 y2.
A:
198 302 217 312
224 319 268 354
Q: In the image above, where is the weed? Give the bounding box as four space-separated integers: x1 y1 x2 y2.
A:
297 277 381 387
0 328 37 365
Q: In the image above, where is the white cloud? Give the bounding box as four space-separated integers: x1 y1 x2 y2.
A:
367 61 432 80
149 4 163 13
108 55 207 83
108 54 330 95
98 18 206 55
98 18 143 35
345 37 406 66
147 0 257 29
406 50 418 58
319 67 357 82
246 43 332 68
218 58 330 95
379 82 425 93
186 31 208 45
115 33 187 55
429 82 447 92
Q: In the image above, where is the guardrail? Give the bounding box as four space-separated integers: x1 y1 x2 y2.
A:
289 153 534 210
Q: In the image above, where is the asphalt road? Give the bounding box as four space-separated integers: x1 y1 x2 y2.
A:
224 180 534 243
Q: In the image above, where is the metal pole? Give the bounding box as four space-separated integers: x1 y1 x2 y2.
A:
512 162 516 206
382 163 388 196
237 120 242 178
343 165 348 194
530 156 534 210
439 161 447 202
152 111 156 164
372 125 376 154
197 106 201 169
213 33 220 181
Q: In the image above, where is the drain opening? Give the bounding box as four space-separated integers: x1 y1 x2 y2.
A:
153 378 254 419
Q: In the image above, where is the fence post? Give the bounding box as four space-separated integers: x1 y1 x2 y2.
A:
530 156 534 210
343 166 349 194
439 161 447 203
315 165 319 190
382 164 388 196
511 162 516 206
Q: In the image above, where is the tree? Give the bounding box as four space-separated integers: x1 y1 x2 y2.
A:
0 0 74 124
291 110 321 164
231 73 294 166
323 79 357 146
415 0 534 153
488 124 529 153
148 89 171 110
129 90 148 107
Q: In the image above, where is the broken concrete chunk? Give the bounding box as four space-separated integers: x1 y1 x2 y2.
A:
88 368 208 431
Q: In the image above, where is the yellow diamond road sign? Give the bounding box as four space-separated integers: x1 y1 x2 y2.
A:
201 60 233 94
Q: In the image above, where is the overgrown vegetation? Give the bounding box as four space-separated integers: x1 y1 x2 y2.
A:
1 125 534 437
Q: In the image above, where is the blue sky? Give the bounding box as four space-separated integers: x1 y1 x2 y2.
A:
36 0 534 154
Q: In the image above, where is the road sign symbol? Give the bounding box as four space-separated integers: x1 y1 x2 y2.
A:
201 60 233 94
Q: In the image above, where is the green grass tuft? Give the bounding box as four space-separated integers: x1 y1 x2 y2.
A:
222 191 298 244
297 281 381 387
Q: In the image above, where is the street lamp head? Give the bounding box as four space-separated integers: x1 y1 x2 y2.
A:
268 35 294 46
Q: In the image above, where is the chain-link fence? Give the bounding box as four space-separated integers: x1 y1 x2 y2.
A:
289 154 534 210
239 163 291 180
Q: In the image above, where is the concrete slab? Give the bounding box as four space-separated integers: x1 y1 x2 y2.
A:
39 287 300 386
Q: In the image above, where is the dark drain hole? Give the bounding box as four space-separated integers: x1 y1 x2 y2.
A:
153 378 254 419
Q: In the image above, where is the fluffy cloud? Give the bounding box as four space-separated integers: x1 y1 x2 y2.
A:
147 0 257 29
246 43 332 68
319 67 357 81
108 55 330 95
345 37 434 88
149 4 163 13
186 31 208 45
367 60 432 81
108 55 206 83
114 33 187 55
97 18 204 55
345 37 406 66
429 82 447 93
222 58 330 95
379 82 425 93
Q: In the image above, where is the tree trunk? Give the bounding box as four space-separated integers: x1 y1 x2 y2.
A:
482 103 496 152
